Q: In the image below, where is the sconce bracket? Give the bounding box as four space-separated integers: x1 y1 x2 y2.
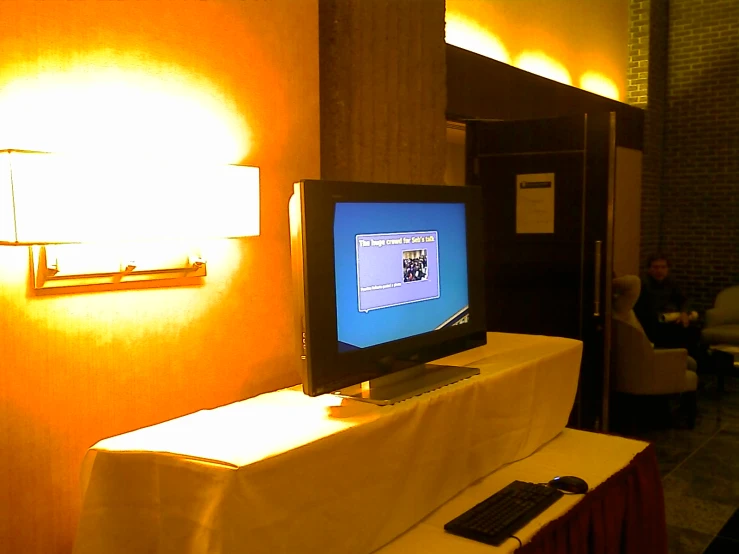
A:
31 245 207 292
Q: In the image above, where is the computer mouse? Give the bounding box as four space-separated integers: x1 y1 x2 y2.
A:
548 475 589 494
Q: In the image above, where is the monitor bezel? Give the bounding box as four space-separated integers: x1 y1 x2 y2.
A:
295 179 487 397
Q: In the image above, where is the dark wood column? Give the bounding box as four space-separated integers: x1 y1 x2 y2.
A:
318 0 447 185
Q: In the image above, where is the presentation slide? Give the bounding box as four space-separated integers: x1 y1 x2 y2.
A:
356 231 439 312
334 202 469 351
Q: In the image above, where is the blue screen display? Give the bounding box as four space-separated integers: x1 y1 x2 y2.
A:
334 202 469 351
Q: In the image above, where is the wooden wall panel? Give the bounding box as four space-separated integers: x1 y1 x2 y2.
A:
446 45 644 152
0 1 320 552
614 147 643 276
319 0 447 185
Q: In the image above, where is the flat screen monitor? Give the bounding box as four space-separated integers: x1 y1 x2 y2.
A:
289 180 486 403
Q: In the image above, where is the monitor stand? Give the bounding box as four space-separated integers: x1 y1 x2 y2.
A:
334 364 480 406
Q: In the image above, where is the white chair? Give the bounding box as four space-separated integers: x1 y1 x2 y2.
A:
611 275 697 428
701 285 739 347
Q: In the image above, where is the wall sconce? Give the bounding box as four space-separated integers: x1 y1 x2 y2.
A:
1 150 259 243
1 150 259 291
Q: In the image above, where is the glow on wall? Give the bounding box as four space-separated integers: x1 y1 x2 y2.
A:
445 0 627 101
0 55 255 296
445 12 511 64
0 49 257 327
515 51 572 86
580 72 621 102
0 51 250 163
0 14 263 282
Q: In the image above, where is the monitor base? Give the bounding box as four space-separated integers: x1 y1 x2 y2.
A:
333 363 480 406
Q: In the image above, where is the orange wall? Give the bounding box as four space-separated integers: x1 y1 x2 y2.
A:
0 1 319 553
446 0 628 100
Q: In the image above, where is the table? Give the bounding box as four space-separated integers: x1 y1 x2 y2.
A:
375 429 666 554
707 345 738 392
711 344 739 367
73 333 585 554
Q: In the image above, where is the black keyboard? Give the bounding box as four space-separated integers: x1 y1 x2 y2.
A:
444 480 563 546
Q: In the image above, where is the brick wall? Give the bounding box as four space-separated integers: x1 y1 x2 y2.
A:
627 0 668 267
662 0 739 310
627 0 649 109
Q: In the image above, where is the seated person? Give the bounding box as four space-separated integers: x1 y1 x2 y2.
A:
634 254 702 361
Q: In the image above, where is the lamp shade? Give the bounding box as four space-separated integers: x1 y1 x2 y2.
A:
1 150 259 244
0 152 15 241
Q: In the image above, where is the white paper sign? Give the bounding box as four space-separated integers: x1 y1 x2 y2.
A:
516 173 555 234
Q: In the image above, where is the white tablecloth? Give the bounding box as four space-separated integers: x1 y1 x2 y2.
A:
375 428 649 553
73 333 582 554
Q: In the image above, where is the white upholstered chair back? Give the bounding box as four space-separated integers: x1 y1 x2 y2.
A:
611 276 697 395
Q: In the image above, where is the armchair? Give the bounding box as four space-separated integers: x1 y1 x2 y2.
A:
611 276 697 428
701 285 739 346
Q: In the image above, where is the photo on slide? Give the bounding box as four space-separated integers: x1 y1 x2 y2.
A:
402 249 428 283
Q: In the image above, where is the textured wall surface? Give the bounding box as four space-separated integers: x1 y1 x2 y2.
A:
627 0 668 267
0 1 320 552
319 0 447 184
663 0 739 309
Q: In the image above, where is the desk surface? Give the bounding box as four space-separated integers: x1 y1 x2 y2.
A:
87 332 582 469
74 333 584 554
375 428 649 553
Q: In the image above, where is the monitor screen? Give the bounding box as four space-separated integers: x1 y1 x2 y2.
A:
334 202 469 351
289 179 486 398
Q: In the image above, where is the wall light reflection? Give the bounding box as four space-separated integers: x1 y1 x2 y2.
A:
0 51 249 164
0 49 250 321
445 12 512 64
580 71 621 101
515 51 573 86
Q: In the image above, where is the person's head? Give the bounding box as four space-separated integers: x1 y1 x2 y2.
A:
646 254 670 282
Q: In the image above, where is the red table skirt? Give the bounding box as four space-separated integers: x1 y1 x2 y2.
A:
517 443 667 554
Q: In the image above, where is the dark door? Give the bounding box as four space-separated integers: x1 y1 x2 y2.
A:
466 113 615 430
